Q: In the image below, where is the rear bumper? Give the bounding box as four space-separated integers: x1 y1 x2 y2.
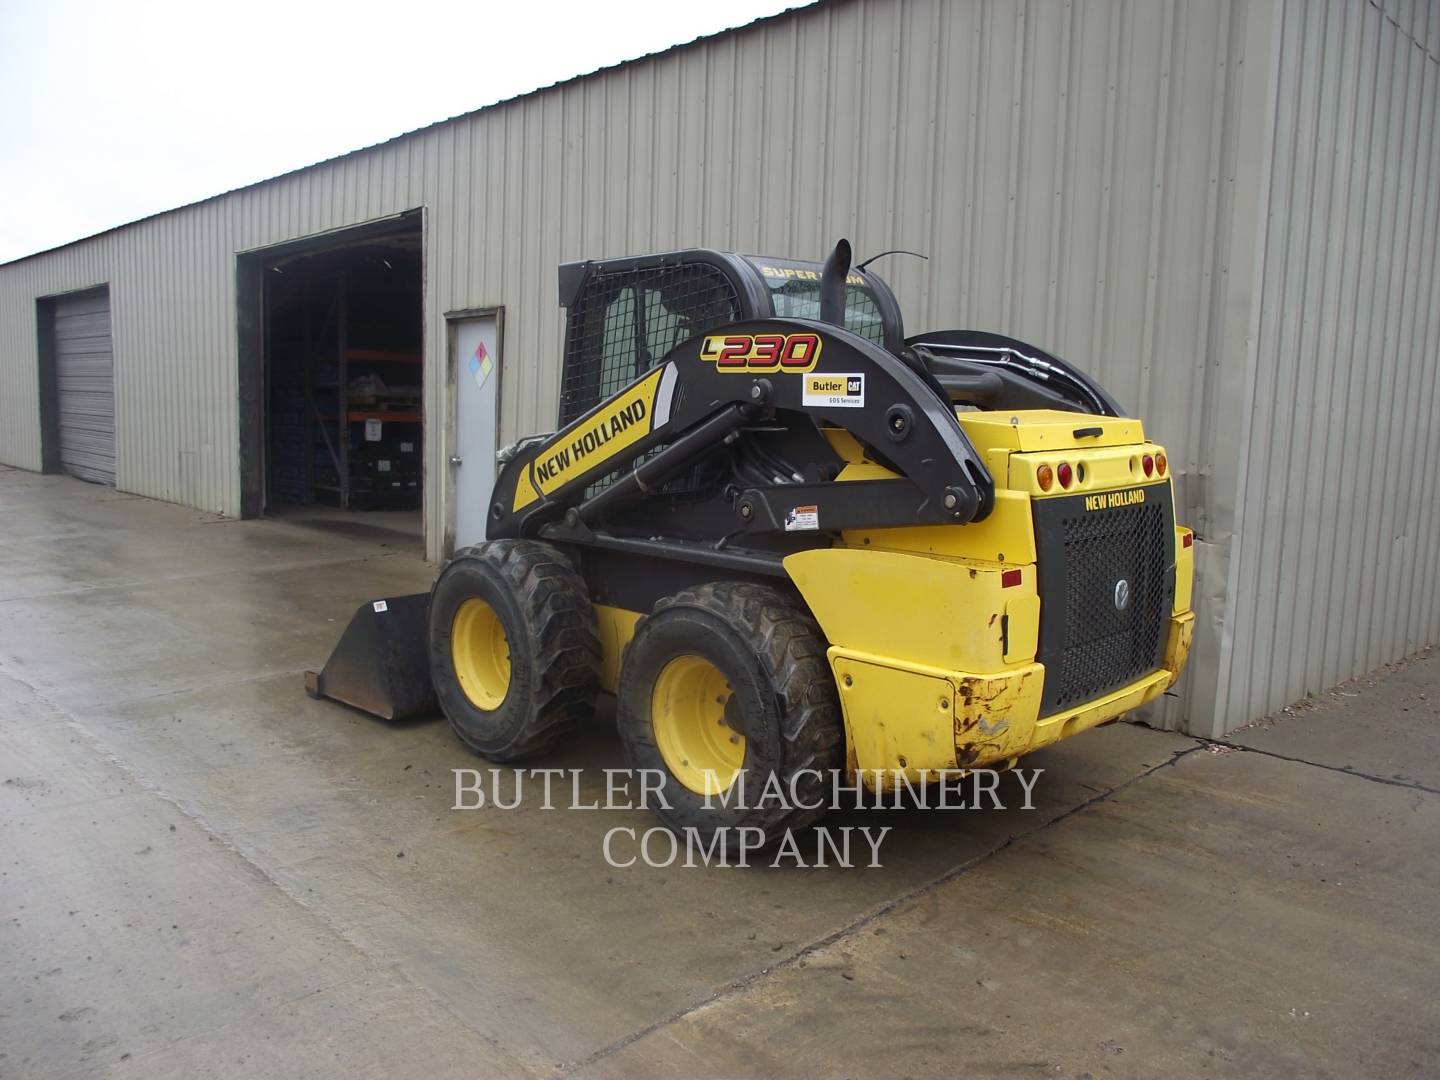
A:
830 611 1195 788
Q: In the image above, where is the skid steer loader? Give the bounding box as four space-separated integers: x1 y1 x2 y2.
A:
308 241 1195 842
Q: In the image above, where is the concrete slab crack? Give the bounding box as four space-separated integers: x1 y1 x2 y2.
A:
1208 739 1440 796
559 739 1207 1076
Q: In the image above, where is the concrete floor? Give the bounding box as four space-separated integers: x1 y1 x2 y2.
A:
261 502 424 553
2 466 1437 1079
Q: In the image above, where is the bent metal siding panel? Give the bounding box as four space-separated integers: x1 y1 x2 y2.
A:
0 0 1264 731
1218 0 1440 733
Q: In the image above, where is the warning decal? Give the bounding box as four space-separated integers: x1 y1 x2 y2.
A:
784 505 820 532
469 340 495 388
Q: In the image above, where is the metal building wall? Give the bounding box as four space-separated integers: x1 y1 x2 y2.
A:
0 0 1272 730
1216 0 1440 734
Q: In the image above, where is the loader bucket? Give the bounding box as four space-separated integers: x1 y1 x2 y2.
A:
305 593 438 720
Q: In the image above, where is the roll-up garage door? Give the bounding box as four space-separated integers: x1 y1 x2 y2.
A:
53 290 116 485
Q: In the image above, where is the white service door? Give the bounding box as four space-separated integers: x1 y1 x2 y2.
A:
452 314 500 549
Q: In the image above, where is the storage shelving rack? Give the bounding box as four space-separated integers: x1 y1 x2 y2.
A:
268 261 423 512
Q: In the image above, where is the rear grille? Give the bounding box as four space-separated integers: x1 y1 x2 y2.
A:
1033 486 1174 716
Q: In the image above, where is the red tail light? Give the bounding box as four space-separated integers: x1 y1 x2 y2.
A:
1142 454 1154 478
1182 532 1193 549
1057 462 1073 488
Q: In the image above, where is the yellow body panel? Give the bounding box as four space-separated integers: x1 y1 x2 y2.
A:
1029 669 1171 750
957 409 1145 453
1003 594 1040 663
957 410 1171 499
830 654 965 777
512 463 542 514
1009 447 1171 498
830 650 1045 781
835 460 905 482
823 613 1190 790
820 427 871 464
783 547 1035 672
594 604 642 693
1164 611 1195 674
785 409 1194 789
842 489 1037 566
1174 528 1194 615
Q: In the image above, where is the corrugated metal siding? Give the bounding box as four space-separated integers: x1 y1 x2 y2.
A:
1217 0 1440 733
0 0 1269 729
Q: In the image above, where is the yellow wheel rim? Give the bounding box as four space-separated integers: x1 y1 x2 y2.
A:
651 654 745 795
451 598 511 710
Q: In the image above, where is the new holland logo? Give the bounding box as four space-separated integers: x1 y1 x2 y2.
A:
511 364 668 511
1085 488 1147 512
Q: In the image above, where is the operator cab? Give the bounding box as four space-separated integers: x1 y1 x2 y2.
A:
738 256 904 353
555 249 906 427
556 246 1122 428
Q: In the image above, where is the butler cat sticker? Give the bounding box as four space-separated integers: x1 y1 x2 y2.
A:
802 373 864 408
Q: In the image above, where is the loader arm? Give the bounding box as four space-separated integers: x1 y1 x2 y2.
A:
486 317 995 544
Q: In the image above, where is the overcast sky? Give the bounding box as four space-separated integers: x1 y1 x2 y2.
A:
0 0 803 264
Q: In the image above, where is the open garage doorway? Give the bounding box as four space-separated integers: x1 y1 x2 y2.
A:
238 214 425 552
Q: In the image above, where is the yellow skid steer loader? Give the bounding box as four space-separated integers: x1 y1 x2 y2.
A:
308 241 1194 842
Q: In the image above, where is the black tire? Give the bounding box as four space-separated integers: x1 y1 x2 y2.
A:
429 539 600 761
616 582 843 846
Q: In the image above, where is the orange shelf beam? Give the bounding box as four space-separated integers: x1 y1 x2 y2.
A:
346 409 422 423
346 349 422 364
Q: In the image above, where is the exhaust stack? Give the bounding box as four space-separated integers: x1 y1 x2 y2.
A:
819 239 852 328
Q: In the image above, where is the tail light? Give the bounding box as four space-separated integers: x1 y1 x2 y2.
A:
1155 452 1167 476
1182 531 1194 548
1142 454 1154 478
1057 461 1073 489
1036 463 1054 491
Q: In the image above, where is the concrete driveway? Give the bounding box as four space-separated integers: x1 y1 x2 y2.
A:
2 467 1436 1079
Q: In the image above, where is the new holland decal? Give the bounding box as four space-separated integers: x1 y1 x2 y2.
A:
512 365 669 511
699 332 821 373
1084 488 1147 511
